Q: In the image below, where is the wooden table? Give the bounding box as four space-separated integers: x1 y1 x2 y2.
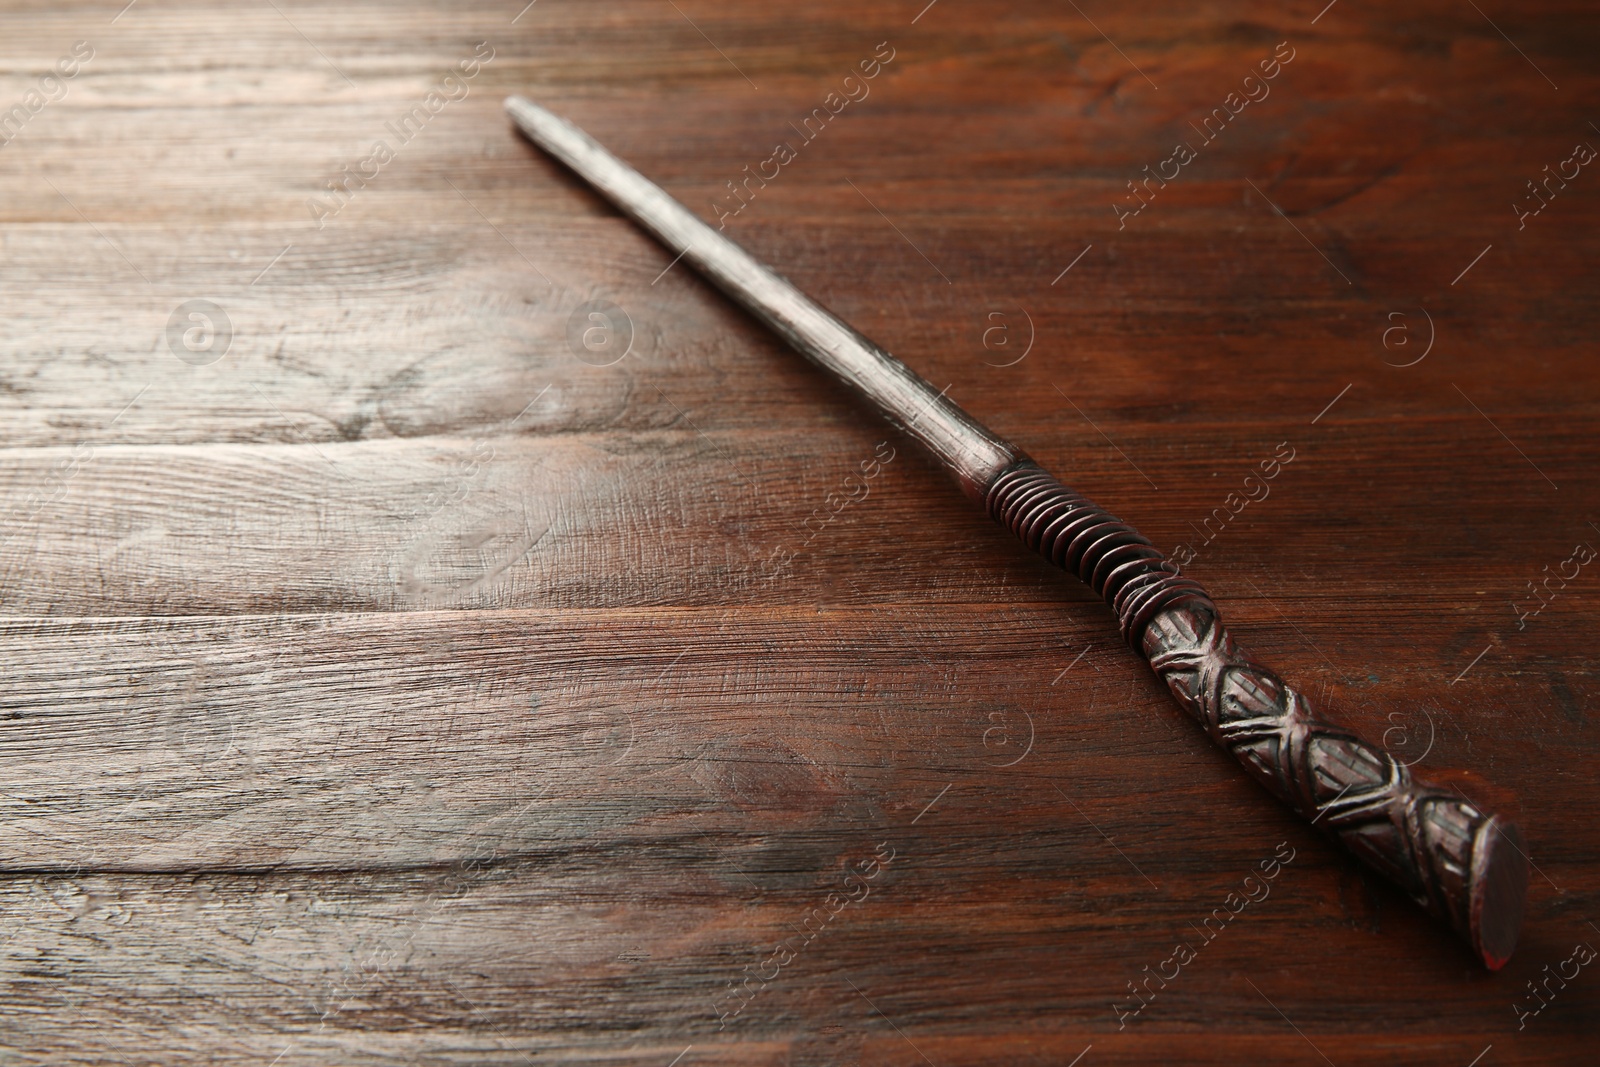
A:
2 1 1595 1062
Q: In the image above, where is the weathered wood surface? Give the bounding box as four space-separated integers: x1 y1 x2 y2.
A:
1 0 1597 1063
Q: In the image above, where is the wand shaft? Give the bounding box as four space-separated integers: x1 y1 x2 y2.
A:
504 95 1015 500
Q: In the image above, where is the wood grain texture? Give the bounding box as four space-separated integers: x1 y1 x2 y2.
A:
1 0 1597 1062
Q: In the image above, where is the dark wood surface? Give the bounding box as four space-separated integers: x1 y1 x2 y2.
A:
2 1 1597 1063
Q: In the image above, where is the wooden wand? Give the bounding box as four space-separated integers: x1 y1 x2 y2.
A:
504 95 1527 968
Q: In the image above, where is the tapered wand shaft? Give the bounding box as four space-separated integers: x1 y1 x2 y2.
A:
505 95 1527 967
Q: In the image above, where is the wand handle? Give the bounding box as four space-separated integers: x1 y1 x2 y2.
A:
505 96 1528 967
986 460 1526 968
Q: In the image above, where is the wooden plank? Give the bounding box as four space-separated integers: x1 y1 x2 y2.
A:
5 863 1588 1066
0 419 1595 614
3 210 1594 451
0 606 1590 876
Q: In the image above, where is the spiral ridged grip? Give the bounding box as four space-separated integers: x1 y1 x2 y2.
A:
986 459 1527 968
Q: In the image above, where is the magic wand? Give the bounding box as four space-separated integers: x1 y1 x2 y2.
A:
504 94 1527 968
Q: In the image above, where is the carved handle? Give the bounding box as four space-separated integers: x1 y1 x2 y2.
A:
986 460 1527 967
